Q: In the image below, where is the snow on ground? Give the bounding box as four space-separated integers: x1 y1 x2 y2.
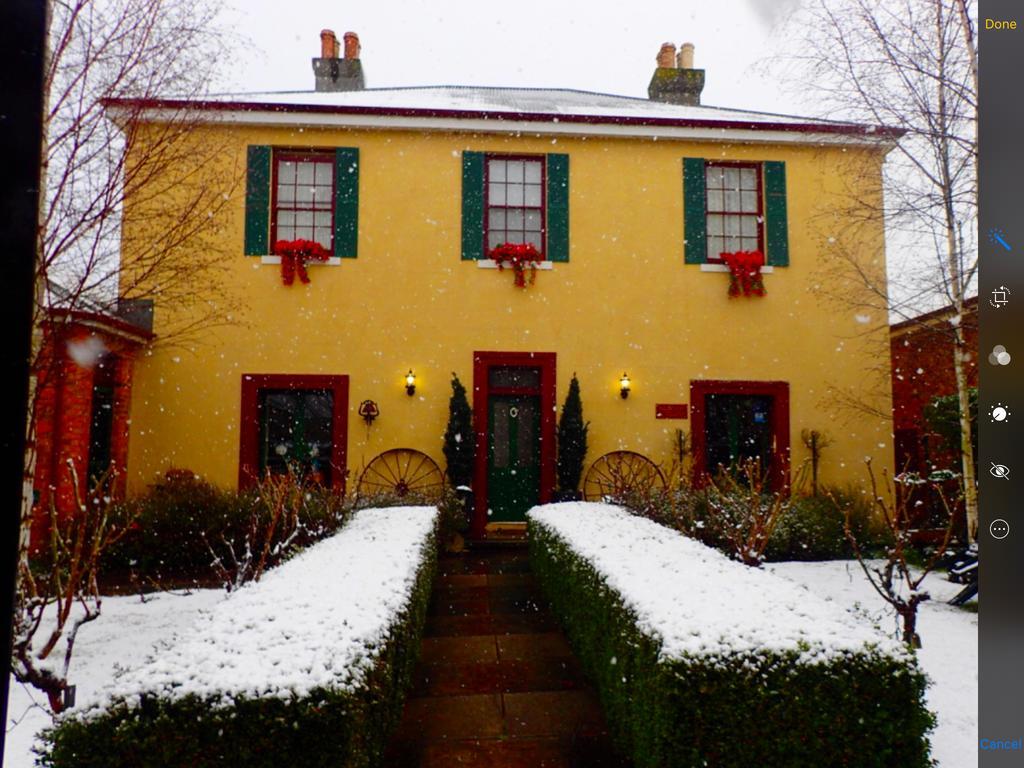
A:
529 503 909 662
768 561 978 768
5 588 224 768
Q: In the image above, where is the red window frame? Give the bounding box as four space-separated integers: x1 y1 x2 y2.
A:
270 150 336 255
483 154 547 257
704 161 764 263
238 374 349 492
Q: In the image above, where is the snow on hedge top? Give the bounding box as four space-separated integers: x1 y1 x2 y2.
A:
83 506 437 714
528 503 908 664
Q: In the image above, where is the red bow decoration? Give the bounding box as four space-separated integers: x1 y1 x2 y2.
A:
272 239 331 285
489 242 544 288
720 251 767 298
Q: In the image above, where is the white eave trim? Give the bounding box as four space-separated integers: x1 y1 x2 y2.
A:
107 106 895 148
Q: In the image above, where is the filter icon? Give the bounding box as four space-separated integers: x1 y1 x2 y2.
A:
988 345 1011 366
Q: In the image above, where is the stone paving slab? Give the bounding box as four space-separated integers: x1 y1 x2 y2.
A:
420 636 499 665
497 633 573 661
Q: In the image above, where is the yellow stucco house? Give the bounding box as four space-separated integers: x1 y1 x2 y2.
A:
108 32 898 538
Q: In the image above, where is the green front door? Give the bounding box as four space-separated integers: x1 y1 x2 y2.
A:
487 394 541 522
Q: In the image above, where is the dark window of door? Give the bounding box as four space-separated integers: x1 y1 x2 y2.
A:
489 366 541 388
87 356 117 485
704 394 774 478
258 389 335 486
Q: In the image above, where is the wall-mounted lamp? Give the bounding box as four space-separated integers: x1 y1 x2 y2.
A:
619 372 631 399
405 369 417 396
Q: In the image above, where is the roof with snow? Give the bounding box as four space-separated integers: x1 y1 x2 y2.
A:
107 85 902 144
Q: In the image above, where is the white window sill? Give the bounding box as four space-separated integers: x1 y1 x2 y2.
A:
260 256 342 266
477 260 555 270
699 263 775 273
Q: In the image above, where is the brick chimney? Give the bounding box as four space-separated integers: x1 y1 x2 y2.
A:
648 41 704 106
312 28 365 92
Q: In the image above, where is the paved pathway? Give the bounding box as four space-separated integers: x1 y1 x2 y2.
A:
384 546 630 767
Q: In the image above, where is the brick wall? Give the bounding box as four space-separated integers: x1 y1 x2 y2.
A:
890 299 979 474
30 321 143 550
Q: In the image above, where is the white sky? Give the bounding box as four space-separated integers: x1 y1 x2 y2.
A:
223 0 800 115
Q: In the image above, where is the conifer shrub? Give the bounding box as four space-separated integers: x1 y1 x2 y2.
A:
555 373 588 500
442 373 474 489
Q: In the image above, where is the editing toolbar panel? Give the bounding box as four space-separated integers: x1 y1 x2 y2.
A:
980 2 1023 764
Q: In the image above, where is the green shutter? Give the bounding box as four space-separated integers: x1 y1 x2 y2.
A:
461 151 485 260
683 157 707 264
244 145 271 255
334 147 359 258
546 153 570 262
764 160 789 267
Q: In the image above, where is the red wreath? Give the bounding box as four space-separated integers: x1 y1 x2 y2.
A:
273 239 331 285
720 251 767 298
489 242 544 288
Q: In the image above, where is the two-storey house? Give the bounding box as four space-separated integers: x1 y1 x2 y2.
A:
97 31 899 539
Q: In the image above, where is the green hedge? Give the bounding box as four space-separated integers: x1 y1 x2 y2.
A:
40 530 437 768
528 521 933 768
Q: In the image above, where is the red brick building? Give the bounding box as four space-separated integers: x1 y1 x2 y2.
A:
890 297 978 476
31 310 152 548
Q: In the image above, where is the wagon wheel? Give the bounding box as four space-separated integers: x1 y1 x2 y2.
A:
357 449 445 501
583 451 665 502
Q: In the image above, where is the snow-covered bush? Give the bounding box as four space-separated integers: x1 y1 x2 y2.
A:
528 503 934 768
619 482 880 563
42 506 439 768
103 469 350 582
766 486 880 561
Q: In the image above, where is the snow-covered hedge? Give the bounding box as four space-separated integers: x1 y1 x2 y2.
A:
528 503 933 768
42 506 439 768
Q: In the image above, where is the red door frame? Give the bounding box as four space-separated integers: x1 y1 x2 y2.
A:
472 352 557 538
239 374 350 492
689 379 790 492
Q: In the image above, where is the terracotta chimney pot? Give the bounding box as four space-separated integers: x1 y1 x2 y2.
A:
320 29 339 59
343 31 361 60
657 43 677 69
677 42 695 69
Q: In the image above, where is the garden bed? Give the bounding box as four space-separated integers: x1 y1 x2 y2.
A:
41 506 439 768
527 502 934 768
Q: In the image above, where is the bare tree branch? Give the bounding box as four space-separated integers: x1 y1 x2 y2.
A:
770 0 978 539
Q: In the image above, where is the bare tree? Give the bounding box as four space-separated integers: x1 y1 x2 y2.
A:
23 0 242 542
837 460 956 647
773 0 978 540
12 463 137 713
16 0 241 710
708 458 796 568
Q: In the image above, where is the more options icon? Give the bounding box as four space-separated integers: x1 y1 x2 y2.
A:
990 519 1010 540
